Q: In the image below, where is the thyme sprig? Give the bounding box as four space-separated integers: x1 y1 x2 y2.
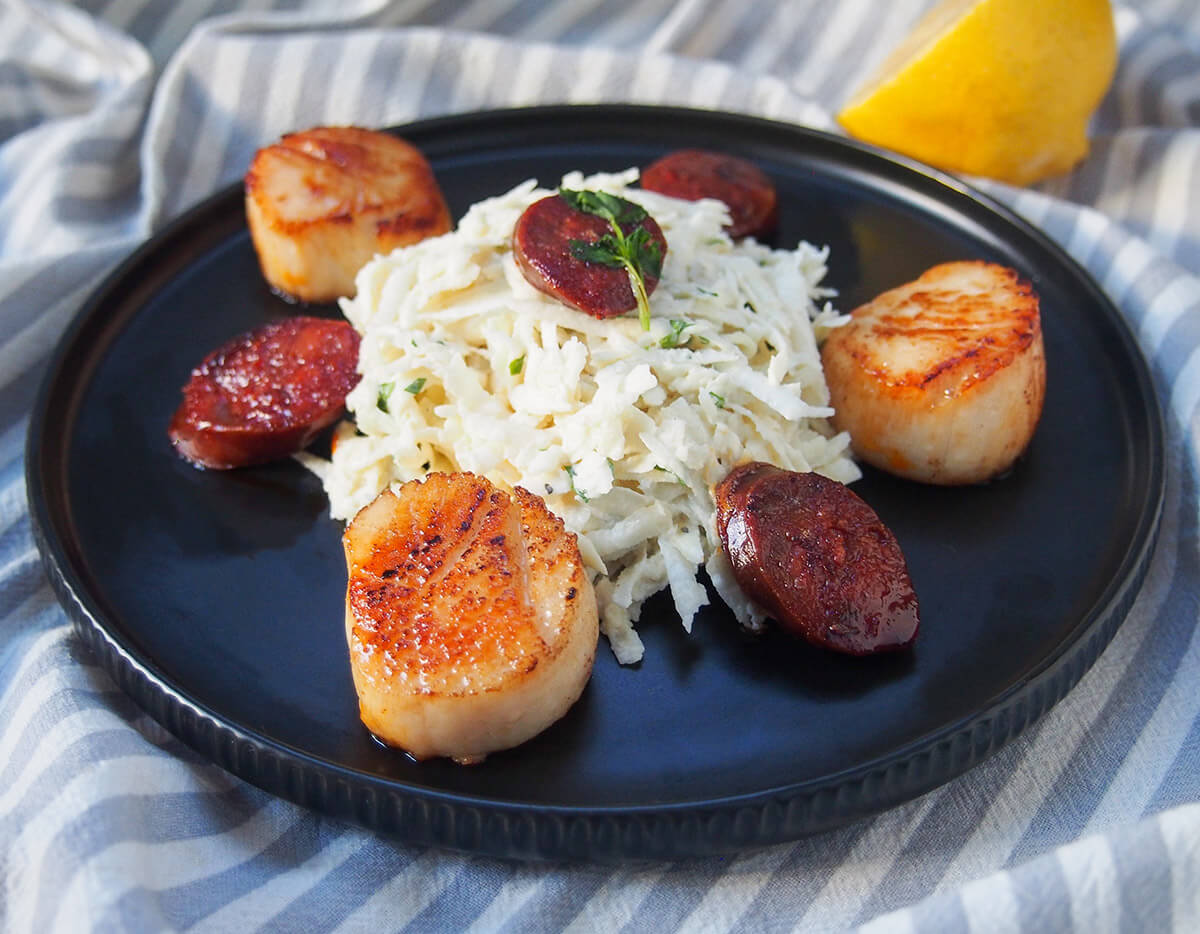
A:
559 188 663 331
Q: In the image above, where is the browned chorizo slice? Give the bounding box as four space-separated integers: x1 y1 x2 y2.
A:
512 192 666 319
641 149 777 239
168 316 360 469
714 462 919 655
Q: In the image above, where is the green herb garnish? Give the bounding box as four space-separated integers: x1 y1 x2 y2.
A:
559 187 663 331
564 464 589 503
660 319 692 349
404 377 426 395
652 465 688 488
377 381 395 413
709 391 726 409
509 355 525 375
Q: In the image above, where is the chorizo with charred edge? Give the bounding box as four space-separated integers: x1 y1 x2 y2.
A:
169 316 360 470
641 149 778 240
512 191 666 321
714 461 919 655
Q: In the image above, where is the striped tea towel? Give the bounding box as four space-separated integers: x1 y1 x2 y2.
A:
2 0 1199 930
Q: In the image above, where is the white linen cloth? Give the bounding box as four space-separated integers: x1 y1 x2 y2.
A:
3 0 1199 930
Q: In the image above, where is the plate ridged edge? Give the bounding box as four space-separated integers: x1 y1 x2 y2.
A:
24 105 1167 861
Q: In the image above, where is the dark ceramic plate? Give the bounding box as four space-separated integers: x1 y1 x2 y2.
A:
27 106 1163 860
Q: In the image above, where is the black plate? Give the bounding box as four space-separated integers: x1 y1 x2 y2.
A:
27 105 1163 860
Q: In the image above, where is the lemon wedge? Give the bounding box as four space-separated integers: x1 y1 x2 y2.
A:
836 0 1117 185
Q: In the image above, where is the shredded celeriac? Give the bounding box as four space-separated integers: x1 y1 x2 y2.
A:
302 169 858 664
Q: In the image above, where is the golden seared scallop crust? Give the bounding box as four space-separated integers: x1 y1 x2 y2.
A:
342 472 598 764
245 126 452 303
821 261 1046 485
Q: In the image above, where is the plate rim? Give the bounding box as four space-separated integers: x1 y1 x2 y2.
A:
25 103 1166 860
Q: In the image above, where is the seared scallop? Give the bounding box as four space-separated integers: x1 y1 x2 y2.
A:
821 261 1045 485
343 472 598 764
245 126 452 303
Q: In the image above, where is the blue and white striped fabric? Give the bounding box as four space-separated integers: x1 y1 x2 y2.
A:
3 0 1199 930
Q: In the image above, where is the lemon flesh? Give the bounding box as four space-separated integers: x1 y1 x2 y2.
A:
837 0 1117 185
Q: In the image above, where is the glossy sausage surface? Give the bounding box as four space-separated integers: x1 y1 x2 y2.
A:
641 149 777 239
168 316 360 469
512 193 666 319
714 462 919 655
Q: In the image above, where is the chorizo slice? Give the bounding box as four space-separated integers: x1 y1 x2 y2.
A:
512 192 666 319
714 462 919 655
640 149 778 239
168 316 360 469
